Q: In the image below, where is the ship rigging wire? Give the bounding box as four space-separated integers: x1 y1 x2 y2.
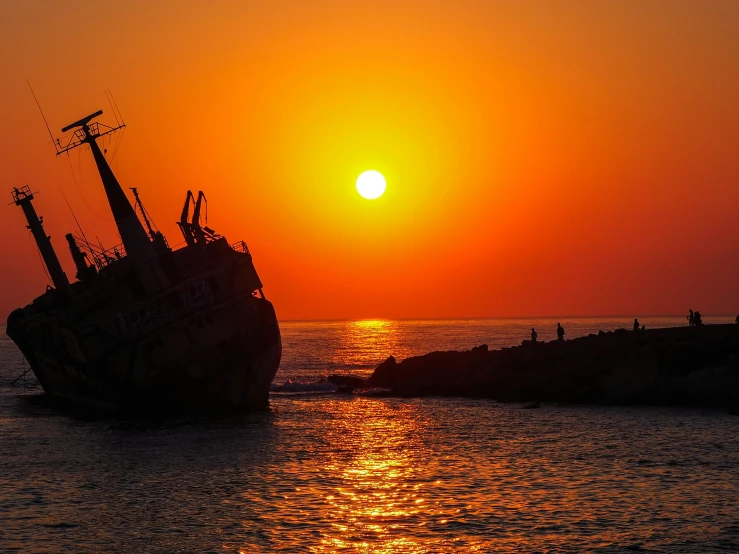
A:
65 155 113 222
107 88 126 125
59 187 94 252
105 89 121 127
108 126 125 164
34 242 53 286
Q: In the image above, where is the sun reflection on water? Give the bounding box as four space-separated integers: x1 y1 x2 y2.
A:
310 321 477 551
305 398 478 553
331 320 412 372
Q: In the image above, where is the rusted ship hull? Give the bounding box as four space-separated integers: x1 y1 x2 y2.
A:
11 335 281 415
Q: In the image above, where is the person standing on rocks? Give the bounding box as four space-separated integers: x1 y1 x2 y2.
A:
687 309 694 327
633 318 640 332
531 328 538 343
694 311 703 326
556 323 565 341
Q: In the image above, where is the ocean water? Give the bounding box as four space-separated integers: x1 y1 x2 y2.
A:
1 317 738 553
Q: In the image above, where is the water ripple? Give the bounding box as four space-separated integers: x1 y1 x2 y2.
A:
2 319 738 552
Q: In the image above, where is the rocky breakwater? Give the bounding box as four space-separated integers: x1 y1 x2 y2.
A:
368 324 739 409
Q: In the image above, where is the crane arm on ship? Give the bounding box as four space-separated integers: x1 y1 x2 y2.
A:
191 191 207 244
178 190 196 246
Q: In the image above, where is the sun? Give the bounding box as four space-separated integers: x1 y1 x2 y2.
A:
356 170 386 200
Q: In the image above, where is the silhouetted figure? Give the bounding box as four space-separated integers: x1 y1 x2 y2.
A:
633 318 640 332
694 311 703 326
641 325 646 332
735 315 739 324
556 323 565 341
687 309 694 327
531 328 538 343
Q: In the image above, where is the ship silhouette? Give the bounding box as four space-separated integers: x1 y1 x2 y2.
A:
6 109 281 414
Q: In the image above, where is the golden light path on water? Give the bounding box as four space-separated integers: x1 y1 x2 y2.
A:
319 401 430 552
269 391 736 553
331 319 412 370
314 321 442 551
295 320 480 551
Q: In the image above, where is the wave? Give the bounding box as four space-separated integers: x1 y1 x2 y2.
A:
355 387 392 397
270 379 338 394
269 378 393 398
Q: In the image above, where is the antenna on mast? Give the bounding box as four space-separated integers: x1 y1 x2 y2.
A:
107 89 125 126
26 80 60 154
105 89 121 126
54 99 162 271
57 109 125 155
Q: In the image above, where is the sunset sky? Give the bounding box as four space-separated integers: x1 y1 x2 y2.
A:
1 1 738 320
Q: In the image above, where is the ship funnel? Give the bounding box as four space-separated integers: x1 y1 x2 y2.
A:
58 110 157 265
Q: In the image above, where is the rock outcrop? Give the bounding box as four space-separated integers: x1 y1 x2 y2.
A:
327 374 367 389
368 325 739 409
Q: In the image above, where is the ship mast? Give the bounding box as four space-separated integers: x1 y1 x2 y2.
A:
11 186 69 291
57 111 156 264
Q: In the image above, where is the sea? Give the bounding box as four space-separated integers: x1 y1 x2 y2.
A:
1 316 738 553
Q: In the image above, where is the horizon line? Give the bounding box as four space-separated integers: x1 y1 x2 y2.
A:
0 314 735 328
275 313 737 323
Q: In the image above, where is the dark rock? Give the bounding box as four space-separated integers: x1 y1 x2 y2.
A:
369 356 397 387
377 355 396 369
367 324 739 409
327 374 366 389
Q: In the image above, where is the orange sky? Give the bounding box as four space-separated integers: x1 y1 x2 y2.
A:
1 1 738 320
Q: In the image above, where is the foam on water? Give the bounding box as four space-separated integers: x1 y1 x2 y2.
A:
270 378 339 394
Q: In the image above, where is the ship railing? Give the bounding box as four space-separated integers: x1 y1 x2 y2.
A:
65 122 104 151
231 240 251 255
10 185 34 203
98 243 127 267
72 234 127 269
